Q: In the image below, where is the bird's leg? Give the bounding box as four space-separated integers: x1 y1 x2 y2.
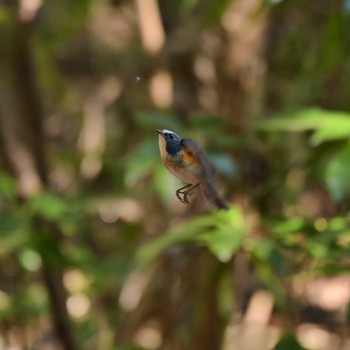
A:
183 183 199 203
176 184 192 204
176 183 199 204
185 183 199 199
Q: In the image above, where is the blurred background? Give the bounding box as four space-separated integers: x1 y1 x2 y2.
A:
0 0 350 349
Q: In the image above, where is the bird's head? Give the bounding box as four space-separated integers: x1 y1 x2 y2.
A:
156 129 182 156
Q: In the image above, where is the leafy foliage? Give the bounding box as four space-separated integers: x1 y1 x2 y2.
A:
138 206 246 263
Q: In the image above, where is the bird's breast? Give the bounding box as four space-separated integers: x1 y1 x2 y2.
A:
163 151 203 184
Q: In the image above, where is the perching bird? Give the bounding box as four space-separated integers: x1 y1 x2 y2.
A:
156 129 228 209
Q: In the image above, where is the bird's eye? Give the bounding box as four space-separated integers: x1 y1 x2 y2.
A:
169 134 174 139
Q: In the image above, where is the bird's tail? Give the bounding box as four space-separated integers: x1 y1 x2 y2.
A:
201 182 229 210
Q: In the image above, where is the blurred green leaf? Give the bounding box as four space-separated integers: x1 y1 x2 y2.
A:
315 264 350 275
260 108 350 145
0 210 29 255
273 217 306 234
137 214 214 264
0 210 27 234
198 208 246 262
275 333 309 350
26 191 81 235
307 240 329 259
0 289 11 317
249 237 288 276
138 206 245 264
325 144 350 201
0 171 17 200
328 216 348 231
28 191 67 221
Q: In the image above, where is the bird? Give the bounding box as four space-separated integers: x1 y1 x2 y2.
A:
156 129 228 209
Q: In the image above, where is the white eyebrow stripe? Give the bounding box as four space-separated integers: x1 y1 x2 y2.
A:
162 129 176 135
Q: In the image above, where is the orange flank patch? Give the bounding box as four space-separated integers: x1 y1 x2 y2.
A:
182 149 198 164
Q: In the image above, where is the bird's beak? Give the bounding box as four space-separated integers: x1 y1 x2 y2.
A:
156 129 163 136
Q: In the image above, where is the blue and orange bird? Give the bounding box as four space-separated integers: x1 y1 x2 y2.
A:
156 129 228 209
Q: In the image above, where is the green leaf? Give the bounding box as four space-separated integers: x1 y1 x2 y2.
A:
327 216 348 231
275 333 309 350
0 210 29 255
28 191 67 221
197 208 246 262
272 217 306 234
0 171 17 200
315 263 350 275
137 214 214 264
311 123 350 145
249 238 288 276
260 108 329 131
260 108 350 145
137 206 246 264
325 144 350 201
307 240 329 259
